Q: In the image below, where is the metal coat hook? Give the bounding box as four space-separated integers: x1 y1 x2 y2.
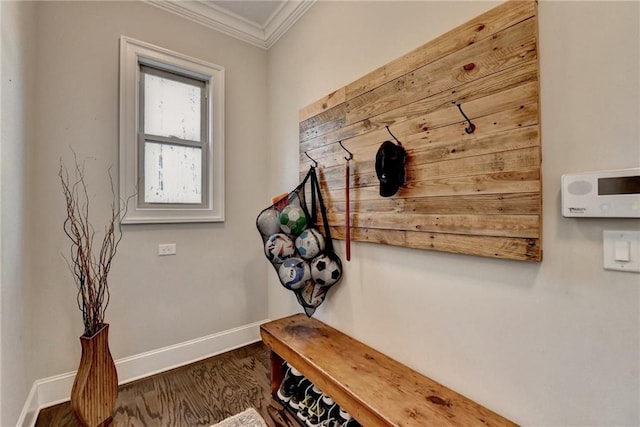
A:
385 125 403 146
338 141 353 161
456 104 476 134
304 151 318 168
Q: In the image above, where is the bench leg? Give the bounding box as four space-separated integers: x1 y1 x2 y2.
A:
269 351 285 397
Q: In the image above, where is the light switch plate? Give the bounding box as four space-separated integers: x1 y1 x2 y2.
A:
603 231 640 273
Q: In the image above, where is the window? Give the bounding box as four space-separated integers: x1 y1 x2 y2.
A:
120 37 224 223
139 66 206 206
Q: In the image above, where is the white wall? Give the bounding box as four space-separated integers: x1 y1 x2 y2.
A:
26 0 269 385
3 1 639 425
1 1 37 424
267 1 640 425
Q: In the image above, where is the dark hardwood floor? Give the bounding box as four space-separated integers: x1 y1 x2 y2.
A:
36 342 301 427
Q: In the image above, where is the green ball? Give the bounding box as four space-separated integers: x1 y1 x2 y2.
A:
279 205 308 235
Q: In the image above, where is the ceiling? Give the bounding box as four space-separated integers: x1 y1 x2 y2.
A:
209 1 285 26
144 0 316 49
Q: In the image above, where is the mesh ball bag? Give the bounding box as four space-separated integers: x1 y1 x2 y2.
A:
256 167 342 317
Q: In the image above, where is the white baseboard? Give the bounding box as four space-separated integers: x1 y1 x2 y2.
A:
16 319 269 427
16 383 39 427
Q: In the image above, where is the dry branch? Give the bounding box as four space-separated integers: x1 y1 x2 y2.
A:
59 156 127 337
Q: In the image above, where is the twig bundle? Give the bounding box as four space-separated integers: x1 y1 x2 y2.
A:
59 157 126 337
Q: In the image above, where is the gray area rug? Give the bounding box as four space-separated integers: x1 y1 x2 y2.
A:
210 408 268 427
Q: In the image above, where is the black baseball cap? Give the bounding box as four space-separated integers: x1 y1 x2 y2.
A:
375 140 406 197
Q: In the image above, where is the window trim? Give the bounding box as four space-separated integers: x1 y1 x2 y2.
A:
119 36 225 223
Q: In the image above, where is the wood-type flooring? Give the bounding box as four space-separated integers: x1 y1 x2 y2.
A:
36 342 301 427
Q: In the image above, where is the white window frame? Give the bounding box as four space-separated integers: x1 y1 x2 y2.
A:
119 36 225 223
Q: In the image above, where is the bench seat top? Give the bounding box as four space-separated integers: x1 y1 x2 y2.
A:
260 314 517 427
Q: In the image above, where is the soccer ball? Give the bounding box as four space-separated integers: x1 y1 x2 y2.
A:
257 208 281 237
264 233 295 263
310 254 342 287
297 282 328 308
278 257 311 290
279 204 308 235
295 228 325 260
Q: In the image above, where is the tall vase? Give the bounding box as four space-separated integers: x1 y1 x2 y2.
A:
71 323 118 427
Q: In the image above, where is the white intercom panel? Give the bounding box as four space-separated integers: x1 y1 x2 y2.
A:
561 168 640 218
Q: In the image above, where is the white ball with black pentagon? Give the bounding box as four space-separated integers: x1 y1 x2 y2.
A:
295 228 325 260
278 257 311 290
257 208 281 237
264 233 295 263
279 204 308 235
310 254 342 287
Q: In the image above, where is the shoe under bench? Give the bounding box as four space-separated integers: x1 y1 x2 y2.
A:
260 314 518 427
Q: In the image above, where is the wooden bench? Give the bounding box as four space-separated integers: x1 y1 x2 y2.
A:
261 314 517 427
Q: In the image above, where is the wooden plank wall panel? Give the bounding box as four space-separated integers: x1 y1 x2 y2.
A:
299 0 542 262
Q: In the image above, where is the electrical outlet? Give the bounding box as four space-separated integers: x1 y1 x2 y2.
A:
158 243 177 256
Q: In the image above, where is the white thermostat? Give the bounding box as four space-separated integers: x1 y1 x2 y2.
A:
561 168 640 217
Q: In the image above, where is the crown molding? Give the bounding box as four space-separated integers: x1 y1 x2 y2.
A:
144 0 316 50
264 1 315 48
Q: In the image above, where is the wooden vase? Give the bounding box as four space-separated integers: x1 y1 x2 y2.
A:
71 323 118 427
